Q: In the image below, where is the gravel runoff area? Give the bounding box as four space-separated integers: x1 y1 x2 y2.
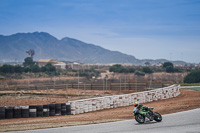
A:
0 89 200 132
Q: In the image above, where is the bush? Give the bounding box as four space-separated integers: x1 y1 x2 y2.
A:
184 70 200 83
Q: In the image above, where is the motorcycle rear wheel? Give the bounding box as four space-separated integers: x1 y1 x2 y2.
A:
135 114 145 123
153 112 162 122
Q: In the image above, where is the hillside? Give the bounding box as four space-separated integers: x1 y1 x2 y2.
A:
0 32 186 65
0 32 140 64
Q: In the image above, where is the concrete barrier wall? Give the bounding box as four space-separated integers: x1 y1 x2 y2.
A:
70 84 180 115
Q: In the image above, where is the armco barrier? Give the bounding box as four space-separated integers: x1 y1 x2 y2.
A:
69 84 180 115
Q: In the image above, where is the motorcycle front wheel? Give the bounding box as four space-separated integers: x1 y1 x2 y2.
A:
153 112 162 122
135 114 145 123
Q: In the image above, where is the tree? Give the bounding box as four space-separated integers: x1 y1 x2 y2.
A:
14 65 23 73
109 64 135 73
0 64 14 73
79 68 100 79
30 65 41 73
142 67 153 74
24 67 31 73
44 63 56 72
127 67 135 73
145 62 150 66
184 70 200 83
166 66 174 73
163 62 175 73
23 57 35 67
163 62 173 68
109 64 124 73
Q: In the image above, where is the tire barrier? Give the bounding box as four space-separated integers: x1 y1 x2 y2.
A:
49 104 55 116
5 106 13 119
66 103 71 115
0 102 71 120
69 84 181 115
61 103 66 115
29 105 37 118
13 106 21 118
55 104 61 116
21 106 29 118
36 105 43 117
43 105 49 117
0 107 5 119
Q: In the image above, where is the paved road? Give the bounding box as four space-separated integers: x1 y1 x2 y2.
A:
12 108 200 133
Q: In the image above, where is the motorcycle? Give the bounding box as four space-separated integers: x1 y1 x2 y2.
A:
133 107 162 124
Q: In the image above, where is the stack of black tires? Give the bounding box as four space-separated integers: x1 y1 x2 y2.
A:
5 106 14 119
13 106 21 118
0 103 71 120
43 105 49 117
21 106 29 118
0 107 5 119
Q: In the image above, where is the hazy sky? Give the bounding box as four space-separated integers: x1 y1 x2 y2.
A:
0 0 200 63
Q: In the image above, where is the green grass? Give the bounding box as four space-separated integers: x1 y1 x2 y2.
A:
185 87 200 91
180 83 200 86
180 83 200 91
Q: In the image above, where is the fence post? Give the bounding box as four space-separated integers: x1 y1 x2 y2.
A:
15 86 17 106
103 79 104 91
53 78 55 90
46 87 49 104
66 84 68 99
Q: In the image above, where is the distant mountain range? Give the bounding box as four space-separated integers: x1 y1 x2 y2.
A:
0 32 187 65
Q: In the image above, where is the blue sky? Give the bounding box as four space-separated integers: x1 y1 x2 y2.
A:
0 0 200 63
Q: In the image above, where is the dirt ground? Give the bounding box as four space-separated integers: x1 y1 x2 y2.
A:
0 89 200 132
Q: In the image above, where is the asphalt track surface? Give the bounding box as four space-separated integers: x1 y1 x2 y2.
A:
11 108 200 133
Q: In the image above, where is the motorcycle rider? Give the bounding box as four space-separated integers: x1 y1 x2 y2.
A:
133 102 153 121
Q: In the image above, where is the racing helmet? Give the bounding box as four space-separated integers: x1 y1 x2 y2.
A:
134 102 138 107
